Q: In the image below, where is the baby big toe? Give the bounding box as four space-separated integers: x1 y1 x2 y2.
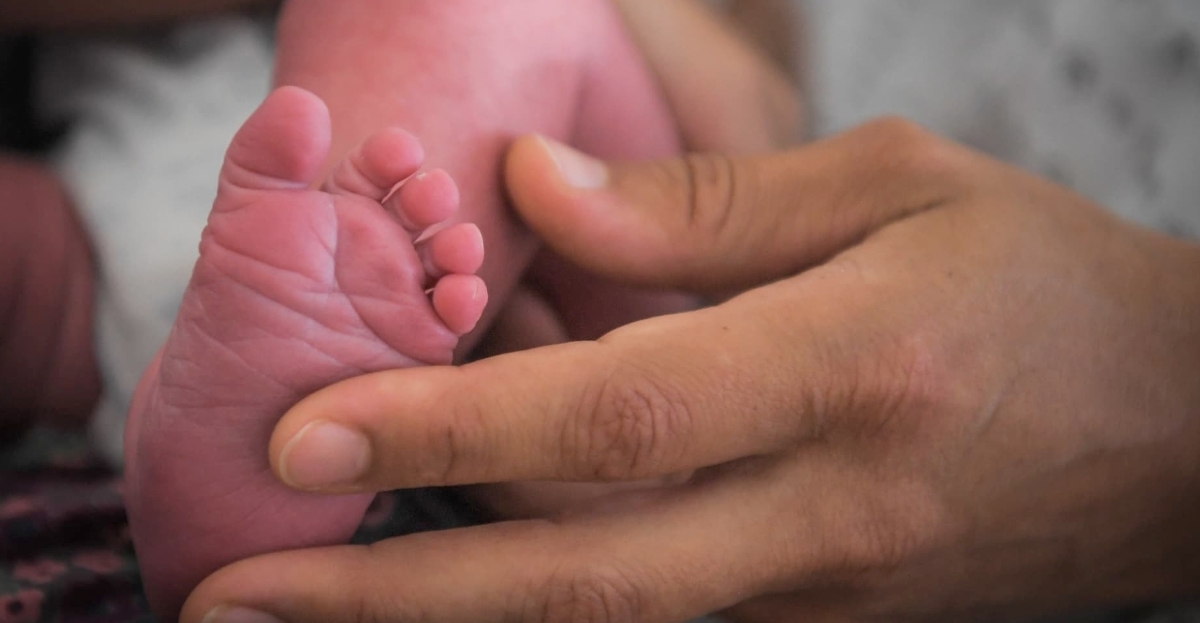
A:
220 86 332 194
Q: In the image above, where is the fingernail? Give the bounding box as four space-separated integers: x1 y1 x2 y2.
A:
202 607 285 623
279 421 371 489
538 136 608 189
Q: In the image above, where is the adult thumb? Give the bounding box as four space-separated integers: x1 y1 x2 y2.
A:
504 122 958 294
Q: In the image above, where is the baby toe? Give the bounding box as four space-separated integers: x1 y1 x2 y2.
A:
431 274 488 336
388 168 460 233
324 128 425 201
420 223 485 279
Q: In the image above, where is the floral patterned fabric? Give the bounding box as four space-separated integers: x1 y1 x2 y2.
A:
0 429 143 623
0 427 484 623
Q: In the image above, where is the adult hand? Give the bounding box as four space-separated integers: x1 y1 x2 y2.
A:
477 0 803 356
183 119 1200 623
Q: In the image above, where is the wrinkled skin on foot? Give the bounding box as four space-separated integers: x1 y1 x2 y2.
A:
132 1 691 617
125 87 486 619
272 0 687 352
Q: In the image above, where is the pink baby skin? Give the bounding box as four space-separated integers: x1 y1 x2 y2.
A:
124 1 684 619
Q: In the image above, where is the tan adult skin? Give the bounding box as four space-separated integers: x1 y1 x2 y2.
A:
182 11 1200 623
183 123 1200 622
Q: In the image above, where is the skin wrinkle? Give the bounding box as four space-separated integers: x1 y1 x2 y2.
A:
702 153 740 255
197 224 448 368
725 309 802 449
200 234 332 299
310 204 339 280
218 163 313 197
192 274 349 359
336 174 466 360
166 323 290 397
328 155 392 199
430 402 476 487
586 371 646 480
539 558 647 623
679 152 738 247
556 343 622 481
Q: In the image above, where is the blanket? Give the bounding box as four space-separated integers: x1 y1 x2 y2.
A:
0 428 485 623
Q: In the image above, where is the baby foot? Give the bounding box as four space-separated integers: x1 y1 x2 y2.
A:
124 87 486 619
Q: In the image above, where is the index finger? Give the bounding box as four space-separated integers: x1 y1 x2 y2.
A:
268 275 858 493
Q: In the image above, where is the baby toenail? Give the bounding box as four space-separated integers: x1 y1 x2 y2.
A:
202 607 285 623
538 136 608 189
279 421 371 490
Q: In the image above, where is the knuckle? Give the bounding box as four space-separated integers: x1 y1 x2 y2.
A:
880 329 971 438
644 153 763 288
843 510 940 586
886 330 943 404
856 116 968 191
346 548 432 623
851 330 949 439
860 116 937 157
856 508 930 573
677 152 741 244
573 368 694 480
421 397 489 484
535 564 647 623
862 115 930 145
812 483 950 589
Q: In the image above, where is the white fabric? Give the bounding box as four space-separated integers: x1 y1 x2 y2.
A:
38 17 274 467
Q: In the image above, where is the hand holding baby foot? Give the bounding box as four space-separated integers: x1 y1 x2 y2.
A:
125 86 486 620
186 121 1200 623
